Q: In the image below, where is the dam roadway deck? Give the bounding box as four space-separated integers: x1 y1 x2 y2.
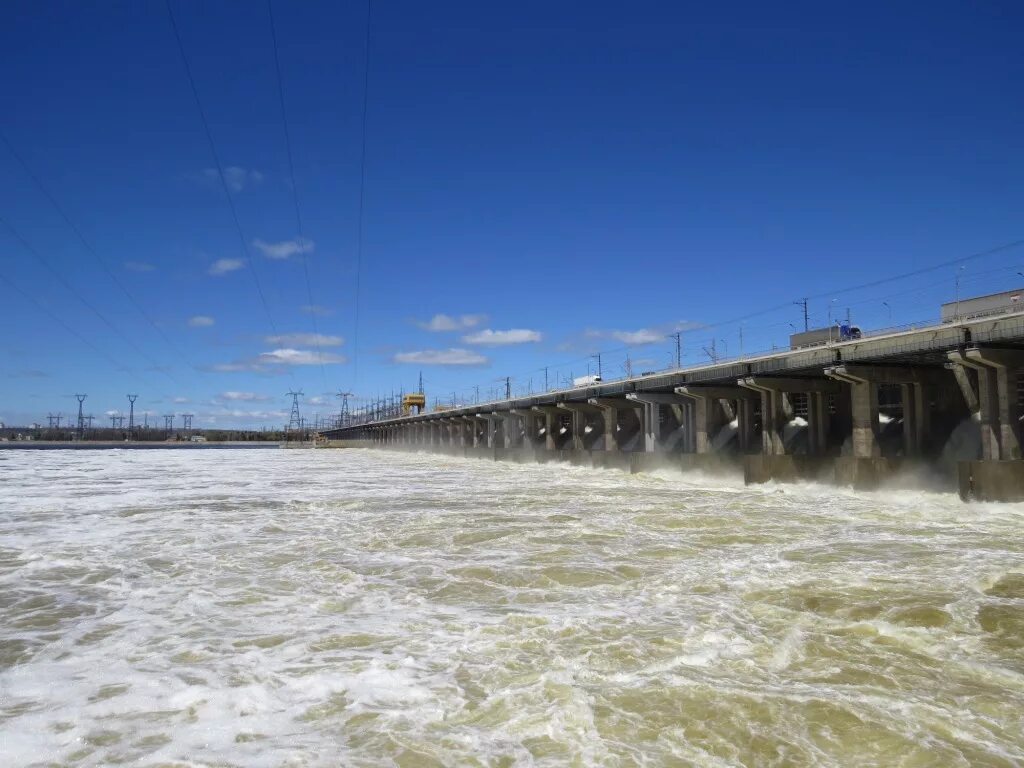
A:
323 312 1024 501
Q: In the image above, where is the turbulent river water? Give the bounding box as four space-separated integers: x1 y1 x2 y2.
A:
1 448 1023 767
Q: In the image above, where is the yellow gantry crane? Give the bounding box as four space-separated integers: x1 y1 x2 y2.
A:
403 372 427 415
402 392 426 415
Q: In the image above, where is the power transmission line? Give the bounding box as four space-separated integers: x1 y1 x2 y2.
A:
266 0 326 385
351 0 373 384
164 0 281 341
0 269 137 375
0 216 174 383
0 128 198 375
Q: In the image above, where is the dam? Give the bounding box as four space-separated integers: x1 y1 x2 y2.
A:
323 309 1024 501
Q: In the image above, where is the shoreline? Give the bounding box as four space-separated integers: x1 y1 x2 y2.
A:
0 441 284 450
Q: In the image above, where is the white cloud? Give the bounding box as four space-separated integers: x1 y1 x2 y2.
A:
201 166 264 192
210 362 262 373
671 320 705 332
188 315 215 328
416 313 486 332
200 407 289 423
208 258 243 276
301 304 333 316
585 322 704 348
587 328 663 345
393 348 488 366
265 333 344 347
462 328 542 346
610 329 663 345
171 397 190 404
253 237 314 260
208 345 347 373
124 261 155 272
258 348 347 366
220 391 269 402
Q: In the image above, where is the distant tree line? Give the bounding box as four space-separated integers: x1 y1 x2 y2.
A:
0 426 289 442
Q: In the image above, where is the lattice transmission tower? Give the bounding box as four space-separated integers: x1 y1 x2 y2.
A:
127 394 137 439
75 394 87 439
287 390 303 434
336 390 352 428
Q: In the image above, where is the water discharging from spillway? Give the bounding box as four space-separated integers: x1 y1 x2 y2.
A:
2 449 1023 766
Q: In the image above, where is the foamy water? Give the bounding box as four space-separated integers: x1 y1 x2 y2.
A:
2 448 1023 767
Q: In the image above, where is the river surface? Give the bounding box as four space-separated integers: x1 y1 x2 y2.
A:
1 448 1023 767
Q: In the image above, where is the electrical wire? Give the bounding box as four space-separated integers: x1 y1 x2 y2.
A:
266 0 327 385
0 128 198 375
0 268 137 376
164 0 280 340
0 214 177 384
351 0 372 385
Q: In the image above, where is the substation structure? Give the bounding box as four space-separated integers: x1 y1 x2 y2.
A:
322 313 1024 502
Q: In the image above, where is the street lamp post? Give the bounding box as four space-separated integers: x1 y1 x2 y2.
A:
954 265 966 321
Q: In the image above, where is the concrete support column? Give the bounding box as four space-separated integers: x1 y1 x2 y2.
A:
827 365 951 460
589 398 644 451
695 397 716 453
495 412 517 449
966 348 1024 460
533 406 563 450
558 402 601 451
850 380 880 458
677 386 754 454
571 410 585 450
737 381 785 455
545 411 558 450
477 414 501 448
601 408 617 451
763 389 787 455
626 393 691 452
948 353 999 460
808 392 829 455
738 398 756 454
642 401 657 452
824 371 880 458
899 383 930 456
511 409 538 447
739 377 840 456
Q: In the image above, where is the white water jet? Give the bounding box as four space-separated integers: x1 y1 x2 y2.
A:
710 418 738 451
940 412 982 467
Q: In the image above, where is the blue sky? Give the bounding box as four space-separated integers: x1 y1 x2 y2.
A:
2 0 1023 428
